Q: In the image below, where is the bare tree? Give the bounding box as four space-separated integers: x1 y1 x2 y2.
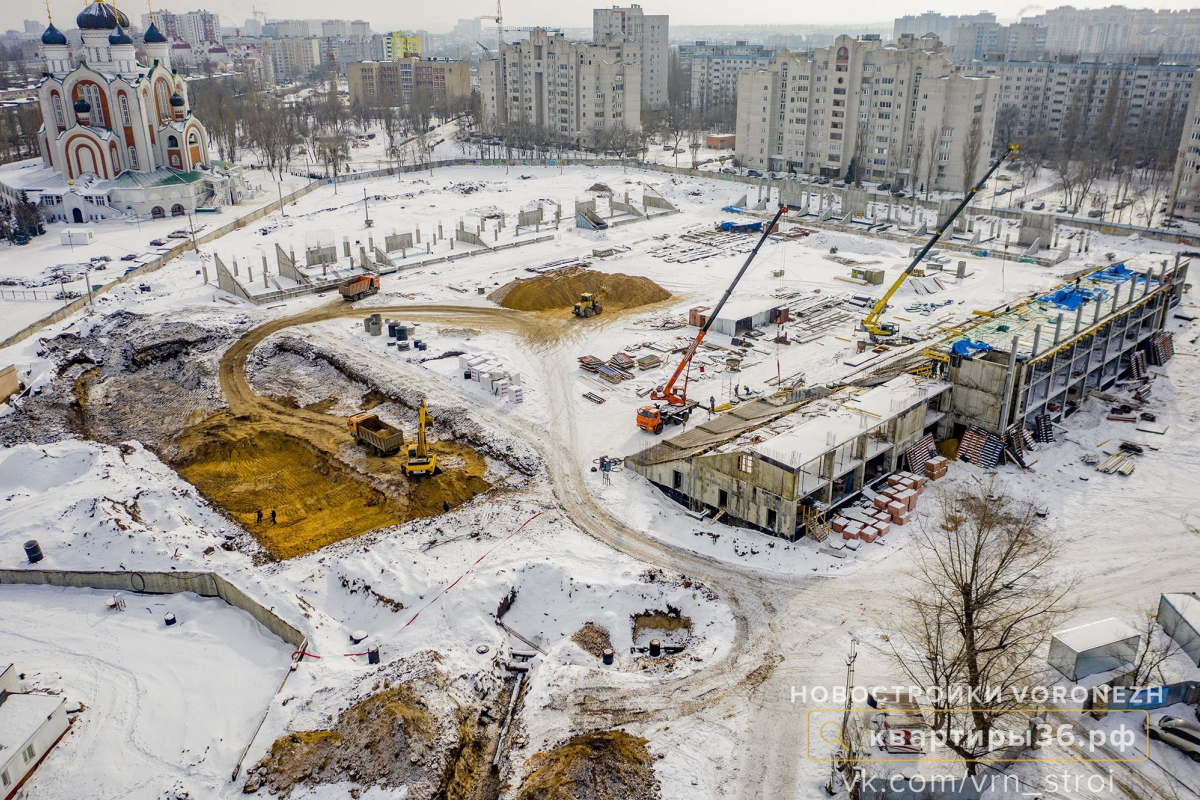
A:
923 125 938 200
961 119 984 198
891 480 1076 776
908 125 926 194
688 110 703 169
665 102 688 167
1120 610 1182 687
318 131 351 192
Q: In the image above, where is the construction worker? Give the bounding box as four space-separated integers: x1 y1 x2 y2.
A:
270 509 277 524
442 500 450 513
709 396 716 413
256 509 263 524
734 383 740 397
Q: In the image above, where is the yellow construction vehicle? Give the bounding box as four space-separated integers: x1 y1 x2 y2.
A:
404 397 440 477
860 143 1019 340
572 292 603 318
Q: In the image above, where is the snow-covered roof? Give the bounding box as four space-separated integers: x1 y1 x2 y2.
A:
1162 593 1200 628
1052 618 1141 654
0 693 64 759
752 376 949 469
712 296 780 323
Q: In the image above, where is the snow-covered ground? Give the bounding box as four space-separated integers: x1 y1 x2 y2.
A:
2 162 1199 800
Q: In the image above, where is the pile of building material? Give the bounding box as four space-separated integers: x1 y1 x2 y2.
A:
925 456 949 481
458 354 524 403
957 426 1005 468
577 355 634 384
831 471 926 543
636 354 663 371
526 256 590 274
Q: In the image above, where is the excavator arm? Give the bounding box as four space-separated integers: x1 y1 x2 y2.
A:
651 203 789 405
861 143 1019 339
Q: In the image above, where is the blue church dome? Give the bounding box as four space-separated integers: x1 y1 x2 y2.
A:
108 25 133 45
41 24 68 46
143 22 167 44
76 0 131 31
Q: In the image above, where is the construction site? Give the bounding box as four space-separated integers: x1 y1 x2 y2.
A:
2 156 1199 800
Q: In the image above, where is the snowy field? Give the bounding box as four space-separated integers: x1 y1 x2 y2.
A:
0 584 294 800
2 162 1199 800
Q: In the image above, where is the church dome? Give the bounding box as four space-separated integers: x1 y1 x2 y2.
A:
41 24 68 46
109 25 133 45
74 97 92 114
76 0 131 31
143 22 167 44
169 93 185 107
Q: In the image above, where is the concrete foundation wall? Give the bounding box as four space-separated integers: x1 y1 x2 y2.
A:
0 568 306 649
947 356 1008 433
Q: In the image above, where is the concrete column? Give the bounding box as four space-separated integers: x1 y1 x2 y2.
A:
1074 303 1084 335
202 265 209 284
1031 323 1042 356
1053 313 1064 345
438 223 443 239
263 268 268 289
996 334 1022 433
343 237 351 257
1111 287 1120 314
232 258 239 276
1093 296 1102 324
1126 278 1137 306
416 227 421 244
261 253 268 274
248 265 253 281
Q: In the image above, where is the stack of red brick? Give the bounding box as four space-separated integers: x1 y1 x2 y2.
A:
877 472 925 527
925 455 949 481
831 512 891 544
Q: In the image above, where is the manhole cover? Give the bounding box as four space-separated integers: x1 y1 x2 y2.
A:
476 644 490 654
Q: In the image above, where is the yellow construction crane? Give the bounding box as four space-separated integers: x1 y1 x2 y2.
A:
404 398 440 477
860 143 1020 340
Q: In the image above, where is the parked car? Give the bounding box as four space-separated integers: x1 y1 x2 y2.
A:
167 230 189 239
123 266 139 275
832 180 847 188
663 145 674 151
1032 201 1046 210
149 238 166 246
90 255 111 263
877 182 892 191
121 253 138 261
747 169 763 177
1148 714 1200 762
891 189 906 197
816 176 831 185
720 167 737 175
1055 205 1068 213
1087 209 1104 218
995 187 1011 195
1113 199 1132 210
1162 220 1182 229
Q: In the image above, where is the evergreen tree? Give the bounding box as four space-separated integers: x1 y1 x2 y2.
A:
14 191 42 239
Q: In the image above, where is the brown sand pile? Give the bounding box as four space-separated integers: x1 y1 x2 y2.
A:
490 268 670 313
632 607 693 641
517 731 658 800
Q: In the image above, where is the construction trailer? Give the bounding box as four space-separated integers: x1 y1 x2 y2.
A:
1 664 70 800
930 259 1188 436
626 376 949 540
1048 619 1142 681
687 298 788 337
1158 593 1200 666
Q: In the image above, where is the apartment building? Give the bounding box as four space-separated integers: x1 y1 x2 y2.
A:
735 34 999 192
349 20 372 38
262 20 313 39
594 4 668 109
680 41 776 112
347 58 471 107
953 19 1047 61
1170 89 1200 220
141 9 221 45
385 32 422 60
894 11 996 43
263 37 321 81
957 55 1196 141
1043 7 1200 61
479 28 641 145
322 20 348 38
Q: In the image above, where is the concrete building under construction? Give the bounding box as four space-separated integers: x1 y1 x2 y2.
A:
932 257 1188 436
627 259 1186 541
627 376 949 540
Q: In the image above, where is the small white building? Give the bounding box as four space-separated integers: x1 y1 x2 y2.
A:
1158 592 1200 666
1048 619 1141 681
0 664 70 800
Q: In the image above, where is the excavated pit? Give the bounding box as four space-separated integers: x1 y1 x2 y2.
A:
489 268 670 313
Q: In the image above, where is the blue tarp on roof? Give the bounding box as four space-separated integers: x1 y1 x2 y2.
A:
1039 285 1108 311
721 205 746 214
951 339 993 357
1092 263 1146 284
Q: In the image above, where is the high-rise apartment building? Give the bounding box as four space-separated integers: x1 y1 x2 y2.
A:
322 20 348 39
956 55 1196 141
385 32 422 60
479 28 641 145
680 41 776 113
141 9 221 45
893 11 996 44
262 20 313 39
1043 7 1200 61
736 34 999 193
594 5 668 109
350 20 372 38
347 58 471 107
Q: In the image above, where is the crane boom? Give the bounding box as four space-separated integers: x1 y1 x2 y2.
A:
651 204 788 405
861 143 1019 339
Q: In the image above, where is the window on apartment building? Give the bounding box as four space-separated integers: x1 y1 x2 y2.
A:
1 771 9 788
23 745 36 763
739 454 753 473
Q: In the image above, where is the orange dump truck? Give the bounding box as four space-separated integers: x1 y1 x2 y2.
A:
340 275 380 301
348 412 404 456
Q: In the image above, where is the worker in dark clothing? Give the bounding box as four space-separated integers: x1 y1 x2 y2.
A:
256 509 263 524
734 383 739 397
442 500 450 512
744 385 751 397
270 509 277 524
709 396 716 413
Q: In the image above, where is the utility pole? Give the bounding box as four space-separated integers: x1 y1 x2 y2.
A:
826 638 858 796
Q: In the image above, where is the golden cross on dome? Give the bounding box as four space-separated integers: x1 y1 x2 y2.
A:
44 0 52 23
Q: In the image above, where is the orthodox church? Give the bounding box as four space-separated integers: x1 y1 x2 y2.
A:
0 0 252 223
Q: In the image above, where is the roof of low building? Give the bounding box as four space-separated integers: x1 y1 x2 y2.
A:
1052 618 1141 654
0 693 65 759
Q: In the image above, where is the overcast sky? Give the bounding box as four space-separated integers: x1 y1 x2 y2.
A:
22 0 1200 32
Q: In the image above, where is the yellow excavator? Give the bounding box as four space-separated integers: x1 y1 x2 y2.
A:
861 143 1019 340
404 397 440 476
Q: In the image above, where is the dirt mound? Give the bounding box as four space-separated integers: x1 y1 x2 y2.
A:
247 684 442 796
490 269 670 313
172 414 403 559
572 622 613 658
517 731 659 800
